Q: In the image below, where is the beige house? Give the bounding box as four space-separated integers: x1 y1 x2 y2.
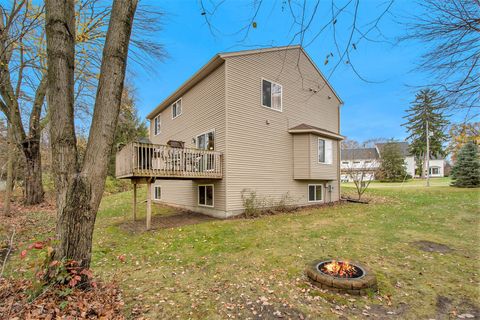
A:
116 46 343 222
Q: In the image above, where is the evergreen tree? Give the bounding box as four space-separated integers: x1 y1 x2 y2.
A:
451 141 480 188
378 142 408 182
402 89 449 178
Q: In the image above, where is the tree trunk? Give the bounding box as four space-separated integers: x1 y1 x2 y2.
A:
22 139 44 205
46 0 138 270
421 154 427 179
3 122 14 216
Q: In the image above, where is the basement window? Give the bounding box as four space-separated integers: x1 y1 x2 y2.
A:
154 186 161 200
308 184 323 202
198 185 214 207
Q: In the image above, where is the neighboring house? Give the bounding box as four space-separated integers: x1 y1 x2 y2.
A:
340 141 445 181
116 46 343 220
340 148 380 182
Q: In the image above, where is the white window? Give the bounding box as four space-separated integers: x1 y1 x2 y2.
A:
154 186 161 200
172 98 182 119
262 79 282 111
196 130 215 151
318 138 333 164
198 185 214 207
308 184 323 202
153 115 161 135
429 167 440 175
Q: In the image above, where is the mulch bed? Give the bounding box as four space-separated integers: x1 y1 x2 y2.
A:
119 210 218 233
0 278 125 319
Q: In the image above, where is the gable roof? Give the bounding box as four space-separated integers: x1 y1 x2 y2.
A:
146 45 343 119
341 148 379 160
288 123 344 140
343 141 446 161
375 142 411 157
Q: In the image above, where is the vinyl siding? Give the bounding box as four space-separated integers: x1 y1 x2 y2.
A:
148 63 227 213
293 134 310 179
293 134 339 180
224 48 341 211
309 134 339 180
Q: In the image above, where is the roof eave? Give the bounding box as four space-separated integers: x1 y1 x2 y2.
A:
288 128 344 140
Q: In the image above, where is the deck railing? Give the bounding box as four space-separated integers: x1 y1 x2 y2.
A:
115 142 223 179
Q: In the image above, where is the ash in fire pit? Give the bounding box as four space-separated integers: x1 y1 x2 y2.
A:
306 259 377 295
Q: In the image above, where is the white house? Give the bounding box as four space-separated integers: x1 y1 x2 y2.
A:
341 142 445 181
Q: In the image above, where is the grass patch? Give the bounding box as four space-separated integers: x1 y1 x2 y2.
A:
2 183 479 319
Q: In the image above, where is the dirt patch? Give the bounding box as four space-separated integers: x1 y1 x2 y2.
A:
411 240 453 253
119 211 217 233
435 295 480 319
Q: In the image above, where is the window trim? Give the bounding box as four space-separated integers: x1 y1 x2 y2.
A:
154 185 162 200
261 78 283 112
429 166 440 175
171 98 182 119
308 184 324 203
153 115 161 136
198 184 214 207
318 138 326 164
196 129 215 150
318 138 333 164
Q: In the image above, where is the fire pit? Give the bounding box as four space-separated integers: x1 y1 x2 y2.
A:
306 259 377 295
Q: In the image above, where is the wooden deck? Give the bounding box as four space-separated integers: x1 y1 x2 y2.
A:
115 142 223 180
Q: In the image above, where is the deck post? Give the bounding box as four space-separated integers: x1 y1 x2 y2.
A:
146 180 152 230
133 183 137 221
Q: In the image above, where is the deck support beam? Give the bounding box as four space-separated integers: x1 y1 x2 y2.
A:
132 183 137 221
146 180 152 230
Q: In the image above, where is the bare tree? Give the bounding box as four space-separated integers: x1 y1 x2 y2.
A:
341 138 360 149
401 0 480 117
0 1 163 206
343 160 379 200
341 150 379 200
199 0 395 82
3 118 13 216
0 1 46 204
45 0 138 272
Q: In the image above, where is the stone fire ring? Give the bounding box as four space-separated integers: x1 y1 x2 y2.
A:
305 259 377 295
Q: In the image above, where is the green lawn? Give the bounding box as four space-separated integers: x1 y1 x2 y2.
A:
342 177 452 189
3 183 479 319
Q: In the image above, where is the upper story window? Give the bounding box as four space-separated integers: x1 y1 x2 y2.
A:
318 138 333 164
262 79 282 111
154 115 161 135
172 98 182 119
341 161 349 165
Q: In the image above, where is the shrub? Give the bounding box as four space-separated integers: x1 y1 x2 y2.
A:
241 189 267 218
241 189 297 218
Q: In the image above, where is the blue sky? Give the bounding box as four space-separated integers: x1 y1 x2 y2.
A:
130 0 442 143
